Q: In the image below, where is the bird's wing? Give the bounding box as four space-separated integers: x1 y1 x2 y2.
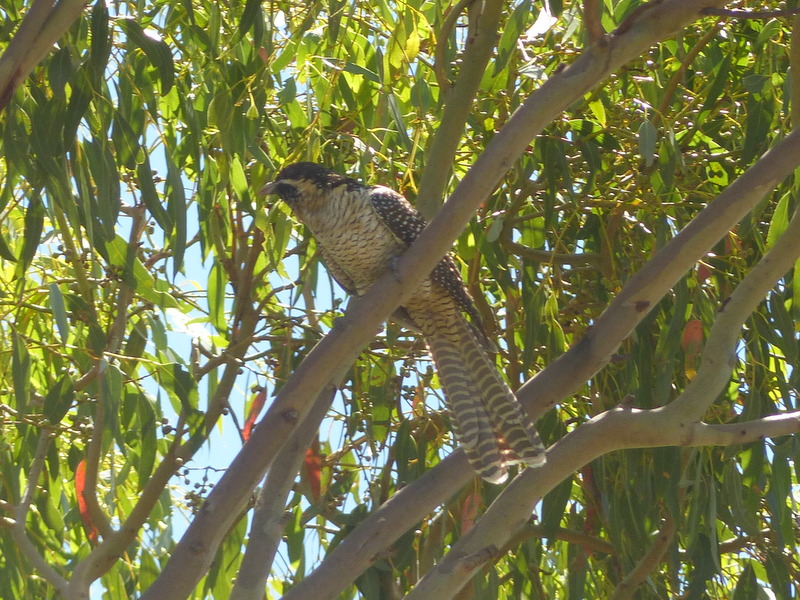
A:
369 186 488 338
368 186 427 247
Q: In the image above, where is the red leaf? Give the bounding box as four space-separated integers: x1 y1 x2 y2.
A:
681 319 703 353
696 262 712 283
75 460 99 544
304 437 322 502
460 491 481 534
682 319 704 378
243 389 267 442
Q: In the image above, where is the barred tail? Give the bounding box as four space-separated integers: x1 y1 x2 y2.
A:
426 328 507 483
424 313 546 483
456 316 546 468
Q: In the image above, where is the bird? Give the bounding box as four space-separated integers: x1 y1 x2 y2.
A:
260 162 545 483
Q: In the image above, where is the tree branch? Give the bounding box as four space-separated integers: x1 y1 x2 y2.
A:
80 371 113 540
519 123 800 422
3 428 71 595
433 0 475 92
419 0 503 217
610 513 675 600
0 0 90 111
583 0 605 46
701 7 800 19
502 523 617 556
500 228 605 267
403 407 800 599
229 387 335 600
668 205 800 423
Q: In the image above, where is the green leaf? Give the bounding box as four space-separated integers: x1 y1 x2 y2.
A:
237 0 261 38
588 98 606 128
493 0 533 77
164 153 187 276
90 0 111 79
208 88 234 132
88 322 108 355
18 194 44 271
342 61 381 84
638 119 658 168
135 393 157 489
766 191 790 249
207 260 227 333
12 333 31 417
701 53 731 112
765 550 791 600
106 236 179 308
229 155 251 210
277 76 297 105
121 318 149 377
171 363 198 413
137 156 172 232
116 17 175 93
732 563 763 600
111 110 141 169
62 68 93 146
0 233 16 262
101 361 123 443
386 91 411 149
684 534 719 599
742 96 773 164
48 47 74 98
540 474 572 542
84 137 120 242
722 462 760 537
48 283 69 345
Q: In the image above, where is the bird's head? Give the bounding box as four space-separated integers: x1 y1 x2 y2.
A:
260 162 344 208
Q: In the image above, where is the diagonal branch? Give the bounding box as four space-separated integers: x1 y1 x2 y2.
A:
666 202 800 422
229 387 335 600
609 512 676 600
418 0 503 217
406 140 800 596
5 429 69 594
404 406 800 599
0 0 90 110
518 127 800 421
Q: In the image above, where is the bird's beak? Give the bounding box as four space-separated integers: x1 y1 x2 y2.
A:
259 181 279 196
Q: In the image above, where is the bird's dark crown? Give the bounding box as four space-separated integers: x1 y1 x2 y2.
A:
275 162 345 188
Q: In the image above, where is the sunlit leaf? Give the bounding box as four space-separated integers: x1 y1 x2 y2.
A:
116 17 175 93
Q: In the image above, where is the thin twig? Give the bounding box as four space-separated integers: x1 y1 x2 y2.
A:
81 370 113 540
502 522 617 556
653 21 722 128
433 0 476 92
8 429 69 594
701 7 800 19
584 0 605 46
17 429 50 518
609 512 675 600
499 228 606 267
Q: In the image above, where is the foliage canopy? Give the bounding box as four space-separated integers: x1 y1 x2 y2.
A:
0 0 799 598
